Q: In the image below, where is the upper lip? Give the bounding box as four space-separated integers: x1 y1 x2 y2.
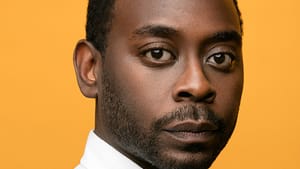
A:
163 120 218 133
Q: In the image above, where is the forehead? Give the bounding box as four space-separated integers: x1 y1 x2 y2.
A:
112 0 240 35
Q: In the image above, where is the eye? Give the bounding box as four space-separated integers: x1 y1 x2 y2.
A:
206 53 235 71
142 48 175 65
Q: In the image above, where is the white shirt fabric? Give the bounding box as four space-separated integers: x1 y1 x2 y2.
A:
75 130 142 169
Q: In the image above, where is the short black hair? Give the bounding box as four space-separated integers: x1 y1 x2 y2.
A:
86 0 116 53
86 0 243 53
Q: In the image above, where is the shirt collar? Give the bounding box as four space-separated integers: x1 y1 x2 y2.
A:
79 130 143 169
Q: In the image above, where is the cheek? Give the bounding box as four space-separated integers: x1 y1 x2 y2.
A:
210 71 243 123
103 53 178 127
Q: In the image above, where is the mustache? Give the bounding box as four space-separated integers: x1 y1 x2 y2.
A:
153 105 224 132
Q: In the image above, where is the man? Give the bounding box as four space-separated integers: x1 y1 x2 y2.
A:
74 0 243 169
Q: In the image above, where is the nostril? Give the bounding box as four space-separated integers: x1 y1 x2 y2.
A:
176 91 216 103
204 92 216 103
178 91 192 98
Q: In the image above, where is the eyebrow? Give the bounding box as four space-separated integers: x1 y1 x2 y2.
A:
203 31 242 46
132 24 242 45
132 24 179 39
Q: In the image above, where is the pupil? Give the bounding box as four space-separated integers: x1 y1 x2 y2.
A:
214 54 225 64
151 49 163 59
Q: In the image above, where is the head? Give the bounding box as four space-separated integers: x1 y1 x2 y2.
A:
74 0 244 169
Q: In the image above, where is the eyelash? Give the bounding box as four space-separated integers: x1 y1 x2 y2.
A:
137 43 238 70
141 47 174 56
205 51 237 71
138 43 177 67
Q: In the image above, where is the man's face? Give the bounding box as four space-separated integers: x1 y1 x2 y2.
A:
96 0 243 169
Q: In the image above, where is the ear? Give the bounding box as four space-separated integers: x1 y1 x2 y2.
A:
73 40 102 98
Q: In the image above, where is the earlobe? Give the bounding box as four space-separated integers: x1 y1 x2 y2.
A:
73 39 102 98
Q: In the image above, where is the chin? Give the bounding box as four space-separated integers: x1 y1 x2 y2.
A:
148 148 219 169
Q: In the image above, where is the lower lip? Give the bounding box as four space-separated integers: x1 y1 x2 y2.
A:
164 130 217 144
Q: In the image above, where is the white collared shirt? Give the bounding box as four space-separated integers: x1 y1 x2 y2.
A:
75 131 142 169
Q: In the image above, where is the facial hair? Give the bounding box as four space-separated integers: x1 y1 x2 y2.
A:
99 70 233 169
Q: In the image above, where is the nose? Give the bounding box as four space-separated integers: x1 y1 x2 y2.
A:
172 59 216 103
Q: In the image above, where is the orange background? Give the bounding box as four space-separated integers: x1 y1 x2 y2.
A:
0 0 299 168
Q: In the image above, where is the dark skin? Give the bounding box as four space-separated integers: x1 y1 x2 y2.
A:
74 0 243 169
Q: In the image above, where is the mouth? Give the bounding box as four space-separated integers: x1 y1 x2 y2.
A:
162 120 219 144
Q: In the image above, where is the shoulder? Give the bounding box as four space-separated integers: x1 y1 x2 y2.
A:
74 164 88 169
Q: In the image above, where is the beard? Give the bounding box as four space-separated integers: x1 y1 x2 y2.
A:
99 70 235 169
